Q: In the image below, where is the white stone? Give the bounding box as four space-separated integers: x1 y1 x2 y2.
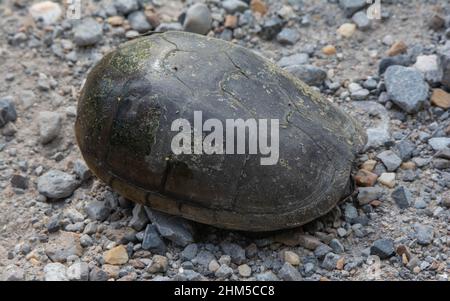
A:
29 1 62 25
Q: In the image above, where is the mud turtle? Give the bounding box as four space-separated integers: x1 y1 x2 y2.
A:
75 31 366 231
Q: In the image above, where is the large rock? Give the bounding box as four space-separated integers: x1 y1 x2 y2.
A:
183 3 212 35
103 245 129 265
44 263 68 281
339 0 367 17
67 262 89 281
145 208 194 247
438 42 450 90
38 111 62 144
129 204 149 231
29 1 62 25
37 170 79 199
222 0 248 14
357 187 383 205
428 137 450 151
128 11 152 33
284 64 327 86
85 200 111 221
73 18 103 47
0 96 17 128
352 11 371 30
370 239 394 259
45 231 83 262
278 262 302 280
377 150 402 171
414 224 434 245
220 242 246 265
277 53 309 68
384 66 429 113
142 224 166 254
413 55 442 84
114 0 139 15
391 186 412 209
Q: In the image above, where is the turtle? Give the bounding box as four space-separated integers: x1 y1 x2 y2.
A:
75 31 367 232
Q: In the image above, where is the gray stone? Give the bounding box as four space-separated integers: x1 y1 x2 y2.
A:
277 53 309 68
357 187 383 205
352 11 371 30
278 262 302 280
329 239 345 254
0 96 17 128
412 157 431 167
363 78 378 90
314 244 333 259
10 174 28 190
402 169 417 182
181 243 198 261
2 265 24 281
395 140 416 161
438 42 450 90
73 18 103 47
378 55 412 75
255 271 279 281
414 200 427 209
414 224 434 245
83 222 97 235
129 204 149 231
142 224 166 254
89 266 109 281
365 127 392 150
222 0 248 14
321 252 340 270
370 239 394 259
428 137 450 151
277 28 299 45
377 150 402 171
45 232 82 262
47 214 61 233
215 264 233 278
38 111 62 144
80 234 93 247
259 17 286 41
156 22 184 32
174 269 205 281
114 0 139 15
435 148 450 160
183 3 212 35
220 242 246 264
85 200 110 221
351 88 370 100
73 159 91 181
339 0 367 17
44 263 68 281
128 11 152 33
391 186 412 209
433 158 450 170
413 55 442 84
344 203 358 223
145 209 194 247
37 170 79 199
192 250 215 267
384 66 429 113
67 262 89 281
284 64 327 86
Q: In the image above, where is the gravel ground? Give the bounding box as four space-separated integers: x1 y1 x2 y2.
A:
0 0 449 281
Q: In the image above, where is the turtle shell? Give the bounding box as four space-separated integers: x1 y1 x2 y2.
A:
75 31 366 231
